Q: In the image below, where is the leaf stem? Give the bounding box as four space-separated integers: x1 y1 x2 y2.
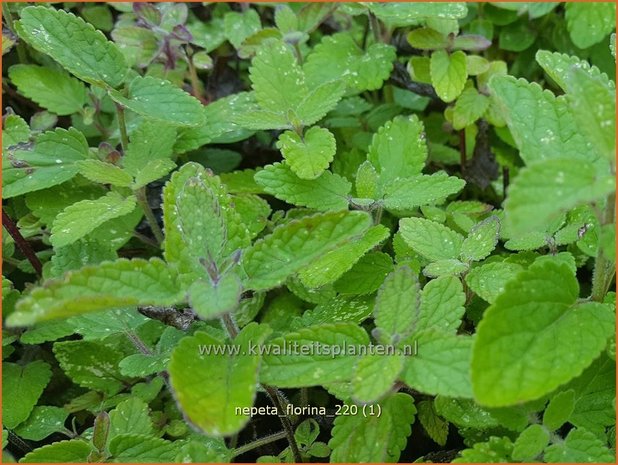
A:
232 431 287 458
2 208 42 277
135 187 164 245
114 103 130 152
368 11 381 43
591 192 616 301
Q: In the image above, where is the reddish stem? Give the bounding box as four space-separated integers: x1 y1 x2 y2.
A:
2 208 42 277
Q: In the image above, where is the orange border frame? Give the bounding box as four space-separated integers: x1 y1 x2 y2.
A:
0 1 616 464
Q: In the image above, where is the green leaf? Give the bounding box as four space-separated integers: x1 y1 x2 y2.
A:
2 361 52 429
465 261 523 304
242 210 372 291
373 266 420 345
460 216 500 262
276 126 336 180
109 398 153 439
407 28 449 50
188 273 242 320
488 76 593 164
224 9 261 49
544 428 614 463
3 127 88 199
504 158 615 235
383 172 465 211
329 393 415 462
20 440 93 463
168 324 271 436
304 32 396 91
367 115 427 184
564 67 616 161
565 2 616 49
472 261 615 407
452 87 489 130
15 6 127 88
109 76 203 126
417 400 448 446
399 217 464 261
298 225 389 288
422 259 468 278
13 406 69 441
352 354 404 403
401 330 473 398
293 296 373 329
123 120 176 178
2 114 30 151
50 192 137 248
8 64 87 115
108 434 177 462
417 275 466 335
535 50 614 94
255 162 351 211
295 80 346 126
543 389 575 431
76 160 134 187
453 436 513 463
368 3 468 26
7 258 183 326
260 323 369 387
512 424 550 461
430 50 467 102
53 340 127 395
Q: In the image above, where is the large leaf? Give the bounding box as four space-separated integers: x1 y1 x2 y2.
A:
168 324 271 436
472 261 615 406
15 6 127 87
7 258 184 326
8 64 87 115
2 361 52 429
109 76 204 126
242 210 372 291
329 393 415 462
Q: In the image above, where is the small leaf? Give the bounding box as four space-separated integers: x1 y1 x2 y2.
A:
109 398 154 439
189 273 242 320
123 120 176 178
109 76 204 127
452 87 489 130
2 361 52 429
276 126 336 180
2 114 30 151
512 424 550 461
407 28 448 50
16 6 127 87
352 354 404 403
465 261 523 304
383 173 465 211
13 406 69 441
544 427 614 463
543 389 576 431
20 440 93 463
108 434 177 462
8 64 87 115
430 50 467 102
76 160 134 187
224 9 261 49
565 2 616 49
460 216 500 262
417 400 448 446
399 217 464 262
295 80 346 126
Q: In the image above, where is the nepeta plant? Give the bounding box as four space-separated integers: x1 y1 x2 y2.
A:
2 2 616 464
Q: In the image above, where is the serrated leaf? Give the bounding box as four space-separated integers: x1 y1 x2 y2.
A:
430 50 467 102
8 64 87 115
304 32 396 91
50 192 137 248
417 400 448 446
295 80 346 126
76 160 133 187
352 354 404 403
243 210 372 291
399 217 464 261
472 261 615 406
452 87 489 130
276 126 336 180
224 9 261 49
383 172 465 211
460 216 500 262
373 266 420 345
109 76 203 126
3 127 88 199
260 323 369 387
329 393 415 462
108 434 177 462
53 339 126 395
299 225 389 289
189 273 242 320
544 428 614 463
15 6 127 88
401 330 473 398
367 115 427 184
109 398 153 439
123 120 176 178
512 424 550 461
504 158 615 235
453 436 513 463
169 324 270 436
417 275 466 335
543 389 575 430
20 440 93 463
422 259 468 278
488 76 593 164
13 406 69 441
2 361 52 429
565 2 616 49
293 295 373 329
7 258 183 326
465 261 523 303
255 162 351 211
535 50 614 94
2 114 30 151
